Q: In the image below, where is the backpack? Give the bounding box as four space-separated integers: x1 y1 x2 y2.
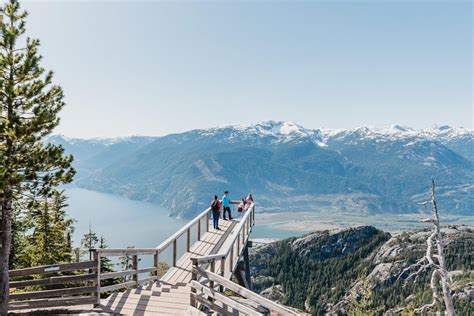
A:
211 200 220 212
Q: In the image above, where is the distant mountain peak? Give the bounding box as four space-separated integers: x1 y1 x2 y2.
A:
191 120 325 146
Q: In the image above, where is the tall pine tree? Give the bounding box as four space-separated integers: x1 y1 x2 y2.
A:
20 191 74 267
0 0 75 312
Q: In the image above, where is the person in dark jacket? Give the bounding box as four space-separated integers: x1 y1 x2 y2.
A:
210 195 221 230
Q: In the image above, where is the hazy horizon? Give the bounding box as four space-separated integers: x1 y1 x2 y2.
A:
23 1 472 138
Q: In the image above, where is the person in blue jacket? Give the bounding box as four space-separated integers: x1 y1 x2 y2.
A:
222 191 232 220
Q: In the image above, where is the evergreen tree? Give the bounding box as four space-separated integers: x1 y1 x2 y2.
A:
0 0 75 311
99 236 118 289
49 191 74 261
19 191 74 266
99 236 114 273
80 224 99 261
72 247 81 263
118 246 136 282
8 202 28 270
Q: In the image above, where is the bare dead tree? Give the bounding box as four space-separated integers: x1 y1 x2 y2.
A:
398 179 455 315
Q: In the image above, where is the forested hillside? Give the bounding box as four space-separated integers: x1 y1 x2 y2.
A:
250 225 473 315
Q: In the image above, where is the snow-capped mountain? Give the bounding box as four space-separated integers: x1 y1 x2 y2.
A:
319 124 473 161
202 121 325 145
320 124 472 142
47 121 473 218
161 121 325 148
162 121 473 157
320 124 469 141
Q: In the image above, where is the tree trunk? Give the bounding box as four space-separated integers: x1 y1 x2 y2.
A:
0 198 12 315
431 180 455 316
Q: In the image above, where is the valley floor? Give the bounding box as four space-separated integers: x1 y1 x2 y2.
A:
257 210 474 234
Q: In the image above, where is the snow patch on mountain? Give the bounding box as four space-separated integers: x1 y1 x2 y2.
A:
321 125 473 143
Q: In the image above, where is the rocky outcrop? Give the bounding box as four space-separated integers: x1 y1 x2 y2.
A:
250 225 473 315
328 225 474 314
249 226 390 313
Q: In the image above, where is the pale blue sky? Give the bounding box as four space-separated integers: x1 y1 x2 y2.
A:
23 1 472 138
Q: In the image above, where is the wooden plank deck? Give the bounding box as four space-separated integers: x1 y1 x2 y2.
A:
97 218 239 315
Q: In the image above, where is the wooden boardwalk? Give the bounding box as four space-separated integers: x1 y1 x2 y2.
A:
98 219 236 315
8 202 303 315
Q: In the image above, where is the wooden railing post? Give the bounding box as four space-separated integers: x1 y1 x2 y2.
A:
252 205 255 224
186 228 191 252
154 251 159 280
173 239 177 267
220 257 225 292
190 258 198 307
210 260 215 289
132 254 138 287
249 210 252 228
92 250 101 306
198 218 201 241
230 243 234 273
237 232 240 255
206 211 210 232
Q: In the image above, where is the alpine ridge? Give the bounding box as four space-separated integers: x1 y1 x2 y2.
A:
47 121 473 218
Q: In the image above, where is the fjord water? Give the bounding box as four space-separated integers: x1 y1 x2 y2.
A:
66 188 185 249
66 188 300 251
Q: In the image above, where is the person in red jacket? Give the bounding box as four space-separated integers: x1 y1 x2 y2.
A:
210 195 222 230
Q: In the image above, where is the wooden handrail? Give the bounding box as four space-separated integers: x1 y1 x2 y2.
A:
191 280 264 316
156 207 211 251
9 260 96 277
93 205 212 270
191 202 255 265
220 202 254 257
94 248 158 256
89 204 215 301
191 265 300 316
8 261 99 311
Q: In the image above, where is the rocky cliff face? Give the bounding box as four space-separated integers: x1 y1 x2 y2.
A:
249 226 391 314
329 225 473 315
249 225 473 315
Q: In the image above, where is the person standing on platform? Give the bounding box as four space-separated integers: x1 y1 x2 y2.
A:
222 191 232 220
210 195 221 230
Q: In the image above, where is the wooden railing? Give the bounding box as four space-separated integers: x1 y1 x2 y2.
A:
190 266 300 316
189 203 293 315
89 203 217 301
92 247 161 304
155 206 213 266
190 202 255 280
8 261 98 310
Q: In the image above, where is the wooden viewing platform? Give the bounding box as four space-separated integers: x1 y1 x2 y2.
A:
8 201 304 315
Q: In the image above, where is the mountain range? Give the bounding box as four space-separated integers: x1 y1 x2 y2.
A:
47 121 473 218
